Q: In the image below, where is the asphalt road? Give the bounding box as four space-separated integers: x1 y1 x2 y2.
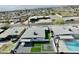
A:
8 22 53 27
11 22 77 27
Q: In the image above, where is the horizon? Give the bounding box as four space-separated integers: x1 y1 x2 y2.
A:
0 5 68 11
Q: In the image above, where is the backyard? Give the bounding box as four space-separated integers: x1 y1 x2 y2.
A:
42 43 54 51
31 43 42 53
31 30 52 53
31 42 54 53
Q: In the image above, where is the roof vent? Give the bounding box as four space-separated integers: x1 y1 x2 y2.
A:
15 31 18 33
34 32 38 35
68 29 72 31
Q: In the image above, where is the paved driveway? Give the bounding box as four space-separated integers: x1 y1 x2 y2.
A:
16 43 32 53
16 46 32 53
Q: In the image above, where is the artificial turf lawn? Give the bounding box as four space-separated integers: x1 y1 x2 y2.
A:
31 31 51 52
31 47 41 52
31 43 42 52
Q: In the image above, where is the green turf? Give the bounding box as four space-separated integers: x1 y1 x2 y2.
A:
31 43 42 52
31 47 41 52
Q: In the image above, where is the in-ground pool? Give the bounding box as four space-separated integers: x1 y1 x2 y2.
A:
64 40 79 51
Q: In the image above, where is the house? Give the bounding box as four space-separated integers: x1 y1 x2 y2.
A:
19 26 49 43
11 26 50 53
29 16 51 23
64 16 79 22
0 27 25 42
10 16 21 22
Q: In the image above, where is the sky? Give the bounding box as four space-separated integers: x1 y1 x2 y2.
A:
0 5 62 11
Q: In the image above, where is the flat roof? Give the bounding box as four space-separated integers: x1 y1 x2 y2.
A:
70 26 79 34
50 25 79 35
51 26 72 35
21 26 47 38
9 27 25 35
31 38 49 42
59 35 74 40
20 39 31 42
0 27 25 38
29 16 50 20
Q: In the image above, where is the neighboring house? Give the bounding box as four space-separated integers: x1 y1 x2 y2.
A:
29 16 51 23
0 27 25 42
49 25 79 53
10 16 21 22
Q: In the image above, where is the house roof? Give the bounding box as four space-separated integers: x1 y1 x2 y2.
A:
50 25 79 35
59 35 74 40
20 26 46 38
51 26 72 35
9 27 25 35
20 39 31 42
0 27 25 38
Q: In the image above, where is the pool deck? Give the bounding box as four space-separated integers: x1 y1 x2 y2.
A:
59 40 69 52
59 40 79 53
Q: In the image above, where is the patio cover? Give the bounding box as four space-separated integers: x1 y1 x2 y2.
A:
59 35 74 40
20 39 31 42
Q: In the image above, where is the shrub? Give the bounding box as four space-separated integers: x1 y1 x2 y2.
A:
53 18 64 25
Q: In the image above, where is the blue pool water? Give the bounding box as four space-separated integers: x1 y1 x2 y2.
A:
65 40 79 51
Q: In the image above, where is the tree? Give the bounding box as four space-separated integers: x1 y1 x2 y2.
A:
57 13 61 15
52 13 56 15
70 19 74 21
53 18 64 25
